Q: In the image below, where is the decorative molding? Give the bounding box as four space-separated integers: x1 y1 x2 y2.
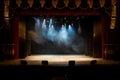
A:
56 0 65 9
4 0 114 18
44 0 53 9
52 0 58 8
110 0 117 29
28 0 34 8
112 0 116 6
92 0 101 9
16 0 22 7
110 17 116 29
75 0 81 8
32 0 41 9
20 0 30 9
100 0 105 7
79 0 89 9
88 0 93 8
4 0 9 18
104 0 112 9
111 5 116 17
68 0 76 9
64 0 69 7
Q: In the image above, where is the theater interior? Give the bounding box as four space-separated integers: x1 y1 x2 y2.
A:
0 0 120 79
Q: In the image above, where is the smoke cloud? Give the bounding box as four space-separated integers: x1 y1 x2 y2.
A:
28 17 87 54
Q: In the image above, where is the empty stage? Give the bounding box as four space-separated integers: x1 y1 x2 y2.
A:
0 55 119 65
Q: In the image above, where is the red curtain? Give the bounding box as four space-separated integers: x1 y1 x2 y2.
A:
12 16 19 59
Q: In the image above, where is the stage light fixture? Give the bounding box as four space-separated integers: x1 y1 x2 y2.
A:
20 60 27 65
90 60 97 65
68 60 75 66
42 60 48 65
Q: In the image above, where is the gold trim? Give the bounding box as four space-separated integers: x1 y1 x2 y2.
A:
110 17 116 29
40 0 45 8
16 0 22 7
28 0 34 8
52 0 58 8
112 0 116 6
111 5 116 17
88 0 93 8
75 0 81 8
100 0 105 7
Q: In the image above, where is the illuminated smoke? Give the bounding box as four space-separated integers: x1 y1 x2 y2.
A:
56 25 69 46
28 30 45 44
68 25 76 41
28 17 87 54
33 17 41 32
42 19 46 29
47 25 57 41
78 24 82 34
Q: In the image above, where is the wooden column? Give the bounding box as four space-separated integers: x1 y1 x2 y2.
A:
12 16 19 59
102 15 105 59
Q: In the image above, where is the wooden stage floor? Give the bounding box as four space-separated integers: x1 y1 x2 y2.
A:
0 55 120 66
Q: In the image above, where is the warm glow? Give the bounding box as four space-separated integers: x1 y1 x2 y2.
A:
112 6 116 17
40 0 45 8
87 0 93 8
52 0 58 8
100 0 105 7
64 0 69 7
112 0 117 6
28 0 34 7
25 55 101 62
16 0 21 7
75 0 81 8
110 18 116 29
19 20 26 39
4 0 9 18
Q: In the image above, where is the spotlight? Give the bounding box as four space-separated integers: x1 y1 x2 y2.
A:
20 60 27 65
68 60 75 66
90 60 97 65
42 60 48 65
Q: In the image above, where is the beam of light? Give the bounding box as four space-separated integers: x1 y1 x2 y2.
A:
68 25 75 33
47 25 57 42
57 25 70 46
51 25 54 29
78 24 81 33
60 25 68 40
29 17 87 54
33 17 41 32
28 30 44 44
46 18 57 42
42 19 46 29
64 23 67 27
42 19 48 39
67 25 76 41
32 17 46 44
49 18 53 28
